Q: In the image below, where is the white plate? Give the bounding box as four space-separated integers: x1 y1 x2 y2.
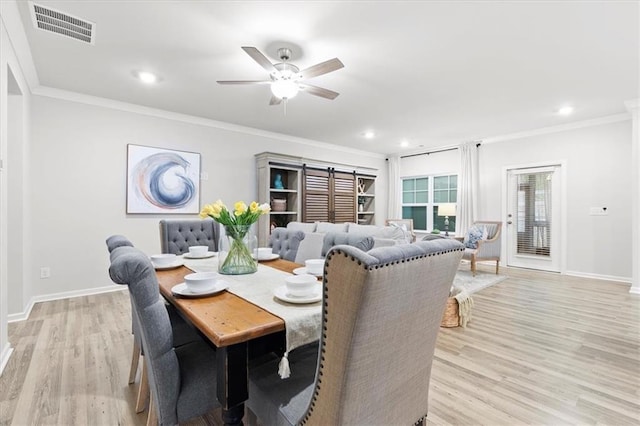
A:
152 259 184 270
183 251 216 259
273 285 322 304
171 281 228 298
292 267 322 278
255 253 280 261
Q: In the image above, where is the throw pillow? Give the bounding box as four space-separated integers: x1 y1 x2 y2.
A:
464 225 486 249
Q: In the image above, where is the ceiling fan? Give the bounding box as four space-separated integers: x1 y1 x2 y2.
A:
217 46 344 105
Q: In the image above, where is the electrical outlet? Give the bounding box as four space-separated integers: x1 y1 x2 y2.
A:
40 267 51 279
201 171 209 181
589 207 608 216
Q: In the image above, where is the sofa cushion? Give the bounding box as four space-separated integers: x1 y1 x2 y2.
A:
316 222 348 233
287 222 317 233
348 222 411 244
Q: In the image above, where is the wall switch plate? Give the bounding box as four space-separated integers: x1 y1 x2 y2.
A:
40 267 51 278
589 207 608 216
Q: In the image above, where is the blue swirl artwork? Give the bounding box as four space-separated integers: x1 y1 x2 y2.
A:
127 145 200 213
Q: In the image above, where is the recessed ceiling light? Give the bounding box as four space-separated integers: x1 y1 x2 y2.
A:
363 131 375 139
400 140 409 147
557 106 574 116
137 71 158 84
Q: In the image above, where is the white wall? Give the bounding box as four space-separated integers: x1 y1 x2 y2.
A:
398 120 633 281
20 95 386 316
482 120 632 280
1 9 31 373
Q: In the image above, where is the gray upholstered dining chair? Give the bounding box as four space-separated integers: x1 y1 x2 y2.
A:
105 235 149 412
320 232 375 257
246 238 465 425
108 243 220 425
159 219 220 255
268 228 306 261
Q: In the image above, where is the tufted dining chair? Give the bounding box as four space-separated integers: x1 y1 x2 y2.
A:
268 228 306 262
105 235 203 416
460 221 502 276
246 238 465 426
108 243 220 425
159 219 220 255
320 232 375 257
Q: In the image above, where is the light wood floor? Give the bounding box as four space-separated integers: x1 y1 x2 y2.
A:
1 264 638 425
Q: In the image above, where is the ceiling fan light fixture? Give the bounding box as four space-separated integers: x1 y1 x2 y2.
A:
271 80 299 99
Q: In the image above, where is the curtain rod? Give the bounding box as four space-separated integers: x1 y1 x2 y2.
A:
392 142 481 160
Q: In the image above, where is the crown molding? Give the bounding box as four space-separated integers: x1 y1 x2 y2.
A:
482 113 631 145
0 0 39 91
32 85 386 160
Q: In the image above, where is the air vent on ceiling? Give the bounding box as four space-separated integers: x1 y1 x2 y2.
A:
29 2 95 44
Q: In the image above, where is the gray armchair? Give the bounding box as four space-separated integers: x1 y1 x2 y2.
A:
461 221 502 276
268 228 305 262
107 237 219 424
247 238 464 425
159 219 220 255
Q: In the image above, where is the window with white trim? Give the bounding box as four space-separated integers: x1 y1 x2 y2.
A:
402 174 457 233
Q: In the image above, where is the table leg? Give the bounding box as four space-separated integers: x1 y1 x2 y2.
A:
217 342 248 426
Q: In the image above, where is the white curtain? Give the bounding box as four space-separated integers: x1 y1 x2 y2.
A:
387 155 401 219
456 142 479 235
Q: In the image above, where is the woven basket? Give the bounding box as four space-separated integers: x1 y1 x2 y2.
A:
440 297 460 327
271 199 287 212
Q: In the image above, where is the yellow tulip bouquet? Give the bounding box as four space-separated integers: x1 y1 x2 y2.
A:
200 200 270 274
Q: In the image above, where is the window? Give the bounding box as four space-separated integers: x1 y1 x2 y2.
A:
402 174 457 233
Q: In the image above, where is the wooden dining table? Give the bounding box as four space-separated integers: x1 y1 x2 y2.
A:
156 258 303 426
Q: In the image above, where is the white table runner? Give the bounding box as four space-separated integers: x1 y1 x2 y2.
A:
183 256 321 378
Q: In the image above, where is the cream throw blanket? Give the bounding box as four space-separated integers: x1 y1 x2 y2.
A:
451 286 474 328
183 258 321 378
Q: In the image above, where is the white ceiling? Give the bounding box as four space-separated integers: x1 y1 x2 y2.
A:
12 0 640 155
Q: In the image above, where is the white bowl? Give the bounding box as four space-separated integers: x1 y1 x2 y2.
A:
285 274 318 297
305 259 324 276
184 272 219 292
150 253 177 266
255 247 273 260
188 245 209 257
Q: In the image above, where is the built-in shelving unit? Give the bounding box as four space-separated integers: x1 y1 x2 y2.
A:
256 152 377 246
356 176 376 225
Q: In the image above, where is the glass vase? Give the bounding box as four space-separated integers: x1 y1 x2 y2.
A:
218 224 258 275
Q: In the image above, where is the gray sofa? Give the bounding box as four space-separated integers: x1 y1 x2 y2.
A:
285 221 413 263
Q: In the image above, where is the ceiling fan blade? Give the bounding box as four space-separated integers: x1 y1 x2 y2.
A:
242 46 277 73
300 84 340 100
298 58 344 80
217 80 272 85
269 95 282 106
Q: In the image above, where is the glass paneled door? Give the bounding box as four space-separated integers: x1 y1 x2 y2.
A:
506 165 561 272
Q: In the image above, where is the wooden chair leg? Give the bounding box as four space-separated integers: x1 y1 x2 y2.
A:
146 392 157 426
495 261 499 275
135 359 149 413
471 257 477 276
128 339 141 384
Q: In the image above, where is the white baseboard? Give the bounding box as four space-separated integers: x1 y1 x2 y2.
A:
0 343 14 376
8 284 124 323
564 270 632 284
629 286 640 295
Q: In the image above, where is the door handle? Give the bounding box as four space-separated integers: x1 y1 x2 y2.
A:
507 221 513 225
